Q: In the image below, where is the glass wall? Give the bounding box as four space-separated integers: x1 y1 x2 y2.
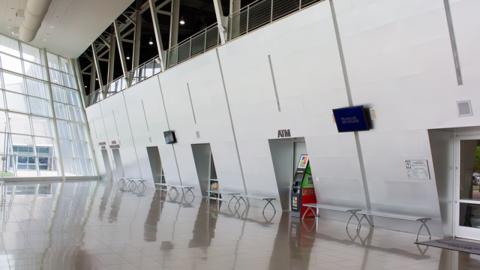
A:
0 34 96 177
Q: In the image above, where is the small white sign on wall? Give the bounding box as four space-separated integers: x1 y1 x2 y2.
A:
405 159 430 180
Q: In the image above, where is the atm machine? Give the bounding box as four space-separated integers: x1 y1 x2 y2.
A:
291 154 317 218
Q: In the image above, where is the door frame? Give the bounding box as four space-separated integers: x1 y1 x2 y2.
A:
453 134 480 240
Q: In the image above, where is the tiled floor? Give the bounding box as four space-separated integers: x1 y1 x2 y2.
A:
0 179 478 269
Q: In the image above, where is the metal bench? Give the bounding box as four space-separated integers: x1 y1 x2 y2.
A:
155 183 195 197
208 190 243 211
155 183 169 191
357 210 432 242
119 177 146 193
237 194 277 214
302 203 362 229
168 184 195 196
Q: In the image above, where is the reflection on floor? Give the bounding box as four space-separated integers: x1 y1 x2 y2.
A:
0 180 478 269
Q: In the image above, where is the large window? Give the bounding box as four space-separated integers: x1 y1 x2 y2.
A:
0 34 95 177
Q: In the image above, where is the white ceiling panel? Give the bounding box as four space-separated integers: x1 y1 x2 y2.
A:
0 0 134 58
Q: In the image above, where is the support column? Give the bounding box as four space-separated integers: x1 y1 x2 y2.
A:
213 0 227 44
169 0 180 48
149 0 166 71
113 20 128 77
42 49 66 180
229 0 241 39
89 64 96 103
329 0 371 211
73 59 101 178
106 33 116 83
91 44 105 98
132 11 142 70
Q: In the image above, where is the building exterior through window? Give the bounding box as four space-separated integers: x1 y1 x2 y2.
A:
0 34 96 178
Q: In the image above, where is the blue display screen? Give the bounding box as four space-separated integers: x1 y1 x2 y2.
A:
332 106 371 132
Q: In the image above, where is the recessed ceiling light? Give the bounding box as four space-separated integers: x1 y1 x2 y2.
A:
179 18 185 25
148 40 154 45
126 56 131 60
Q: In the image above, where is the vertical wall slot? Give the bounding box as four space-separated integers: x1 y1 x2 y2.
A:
267 54 281 112
443 0 463 85
141 99 150 132
186 83 197 124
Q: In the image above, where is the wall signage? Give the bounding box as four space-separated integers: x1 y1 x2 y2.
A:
405 159 430 180
332 105 372 132
277 129 291 138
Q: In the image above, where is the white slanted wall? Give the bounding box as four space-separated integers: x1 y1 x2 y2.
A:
86 0 480 235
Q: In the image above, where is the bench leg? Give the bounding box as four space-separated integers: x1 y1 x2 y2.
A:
262 199 276 215
236 196 247 211
302 207 316 220
184 187 195 198
227 196 235 210
346 211 361 230
416 219 432 243
169 187 180 200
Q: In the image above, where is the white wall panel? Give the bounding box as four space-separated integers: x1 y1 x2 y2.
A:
159 51 244 191
85 0 480 233
99 93 138 178
86 104 107 174
218 1 365 200
122 77 182 186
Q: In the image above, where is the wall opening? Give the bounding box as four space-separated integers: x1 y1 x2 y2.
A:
147 146 164 184
100 147 112 178
192 143 217 197
268 137 308 211
111 146 124 179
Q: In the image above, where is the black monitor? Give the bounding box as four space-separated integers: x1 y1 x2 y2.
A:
164 130 177 144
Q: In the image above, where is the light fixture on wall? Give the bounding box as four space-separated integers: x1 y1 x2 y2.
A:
148 39 154 46
126 55 131 60
179 17 186 25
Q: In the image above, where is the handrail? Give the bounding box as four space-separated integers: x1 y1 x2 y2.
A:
86 0 322 107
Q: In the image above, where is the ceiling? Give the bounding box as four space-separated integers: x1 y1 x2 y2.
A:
0 0 134 58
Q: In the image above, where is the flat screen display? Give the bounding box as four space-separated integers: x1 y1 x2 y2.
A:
332 106 371 132
164 130 177 144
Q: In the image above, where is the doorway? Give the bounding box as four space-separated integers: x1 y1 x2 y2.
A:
192 144 218 197
100 147 112 177
147 146 164 184
455 137 480 240
111 146 124 179
269 137 307 210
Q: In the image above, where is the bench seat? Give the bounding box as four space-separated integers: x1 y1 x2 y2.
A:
357 210 432 242
237 194 277 213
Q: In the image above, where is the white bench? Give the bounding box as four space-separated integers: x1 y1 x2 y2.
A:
302 203 362 229
208 190 241 208
237 194 277 214
155 183 195 197
357 210 432 242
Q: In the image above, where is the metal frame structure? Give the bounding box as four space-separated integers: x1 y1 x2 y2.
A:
82 0 324 102
81 0 174 92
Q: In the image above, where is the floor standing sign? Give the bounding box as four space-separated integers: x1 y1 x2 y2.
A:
291 154 317 218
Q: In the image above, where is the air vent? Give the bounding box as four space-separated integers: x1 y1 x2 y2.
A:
16 9 24 18
457 100 473 117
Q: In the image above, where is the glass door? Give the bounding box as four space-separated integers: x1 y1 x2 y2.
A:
455 138 480 240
